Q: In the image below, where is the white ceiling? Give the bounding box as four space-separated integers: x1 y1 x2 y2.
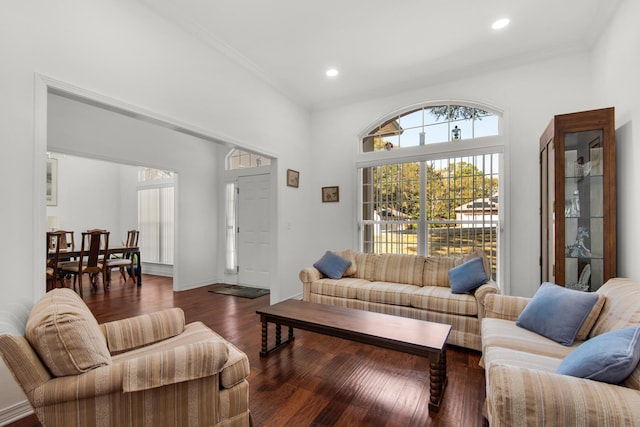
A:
138 0 621 110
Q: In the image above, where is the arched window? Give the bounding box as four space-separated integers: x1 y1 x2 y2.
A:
362 104 499 152
358 102 504 283
226 148 271 170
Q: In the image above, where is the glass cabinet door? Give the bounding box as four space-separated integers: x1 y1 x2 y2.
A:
563 130 604 291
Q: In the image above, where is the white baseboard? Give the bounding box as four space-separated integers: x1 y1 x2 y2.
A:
0 400 34 426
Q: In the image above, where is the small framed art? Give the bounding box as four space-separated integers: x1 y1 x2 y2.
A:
322 186 339 203
46 158 58 206
286 169 299 188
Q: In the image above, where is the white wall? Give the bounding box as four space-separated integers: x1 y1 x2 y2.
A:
0 0 311 419
309 52 601 298
590 0 640 282
47 93 221 290
46 154 138 240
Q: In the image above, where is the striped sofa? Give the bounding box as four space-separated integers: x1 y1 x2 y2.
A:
481 278 640 426
300 250 499 351
0 288 250 427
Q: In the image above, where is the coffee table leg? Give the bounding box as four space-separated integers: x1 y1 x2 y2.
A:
260 318 269 356
429 348 447 411
275 323 282 346
259 317 296 356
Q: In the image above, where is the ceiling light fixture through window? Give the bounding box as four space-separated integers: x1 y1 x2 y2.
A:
326 68 339 77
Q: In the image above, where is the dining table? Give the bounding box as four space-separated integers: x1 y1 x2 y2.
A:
48 245 143 286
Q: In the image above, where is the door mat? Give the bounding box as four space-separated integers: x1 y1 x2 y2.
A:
208 284 270 299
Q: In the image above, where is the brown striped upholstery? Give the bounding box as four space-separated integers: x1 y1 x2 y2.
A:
25 288 112 376
335 249 358 277
482 278 640 426
301 251 499 351
591 277 640 338
487 363 640 427
0 289 251 427
482 317 580 360
356 281 420 306
102 307 186 354
576 293 605 341
371 254 425 286
411 285 478 316
308 277 370 299
353 252 380 281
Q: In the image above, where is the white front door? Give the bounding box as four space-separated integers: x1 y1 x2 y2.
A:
238 174 271 288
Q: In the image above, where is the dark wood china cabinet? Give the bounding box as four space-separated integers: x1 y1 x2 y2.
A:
540 107 615 291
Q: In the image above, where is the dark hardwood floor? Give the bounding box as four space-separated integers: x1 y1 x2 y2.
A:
9 275 488 426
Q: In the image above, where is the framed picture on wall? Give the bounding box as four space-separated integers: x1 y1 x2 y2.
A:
322 186 339 203
46 158 58 206
286 169 299 188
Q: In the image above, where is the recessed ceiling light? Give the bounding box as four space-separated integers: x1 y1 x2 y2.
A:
492 18 510 30
326 68 339 77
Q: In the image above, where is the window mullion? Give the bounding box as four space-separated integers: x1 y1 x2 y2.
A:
419 161 426 256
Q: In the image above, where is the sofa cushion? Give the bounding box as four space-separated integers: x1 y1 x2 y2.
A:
371 254 425 286
113 321 249 388
557 327 640 384
335 249 358 277
575 293 606 341
449 257 488 294
423 255 457 287
591 278 640 338
411 286 478 316
484 346 562 374
353 252 379 281
482 318 579 360
313 251 352 279
516 282 600 346
25 288 112 377
356 281 420 306
309 277 369 299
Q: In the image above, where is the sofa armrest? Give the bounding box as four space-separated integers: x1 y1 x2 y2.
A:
101 308 186 354
487 364 640 427
300 267 322 300
484 294 531 321
123 340 229 392
32 363 125 405
473 280 500 319
299 267 322 284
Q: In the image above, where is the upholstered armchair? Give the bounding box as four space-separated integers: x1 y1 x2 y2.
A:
0 288 250 427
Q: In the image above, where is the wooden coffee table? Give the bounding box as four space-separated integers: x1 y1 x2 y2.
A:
256 299 451 411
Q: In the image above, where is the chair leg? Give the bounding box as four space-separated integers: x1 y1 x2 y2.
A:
120 266 135 284
77 274 83 298
130 263 137 284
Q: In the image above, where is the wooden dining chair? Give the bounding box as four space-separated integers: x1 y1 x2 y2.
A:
105 230 139 285
49 230 76 265
57 230 75 251
46 232 63 291
59 230 109 297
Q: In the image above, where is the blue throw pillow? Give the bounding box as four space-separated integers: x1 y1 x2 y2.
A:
449 257 488 294
557 327 640 384
516 282 600 346
313 251 352 280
